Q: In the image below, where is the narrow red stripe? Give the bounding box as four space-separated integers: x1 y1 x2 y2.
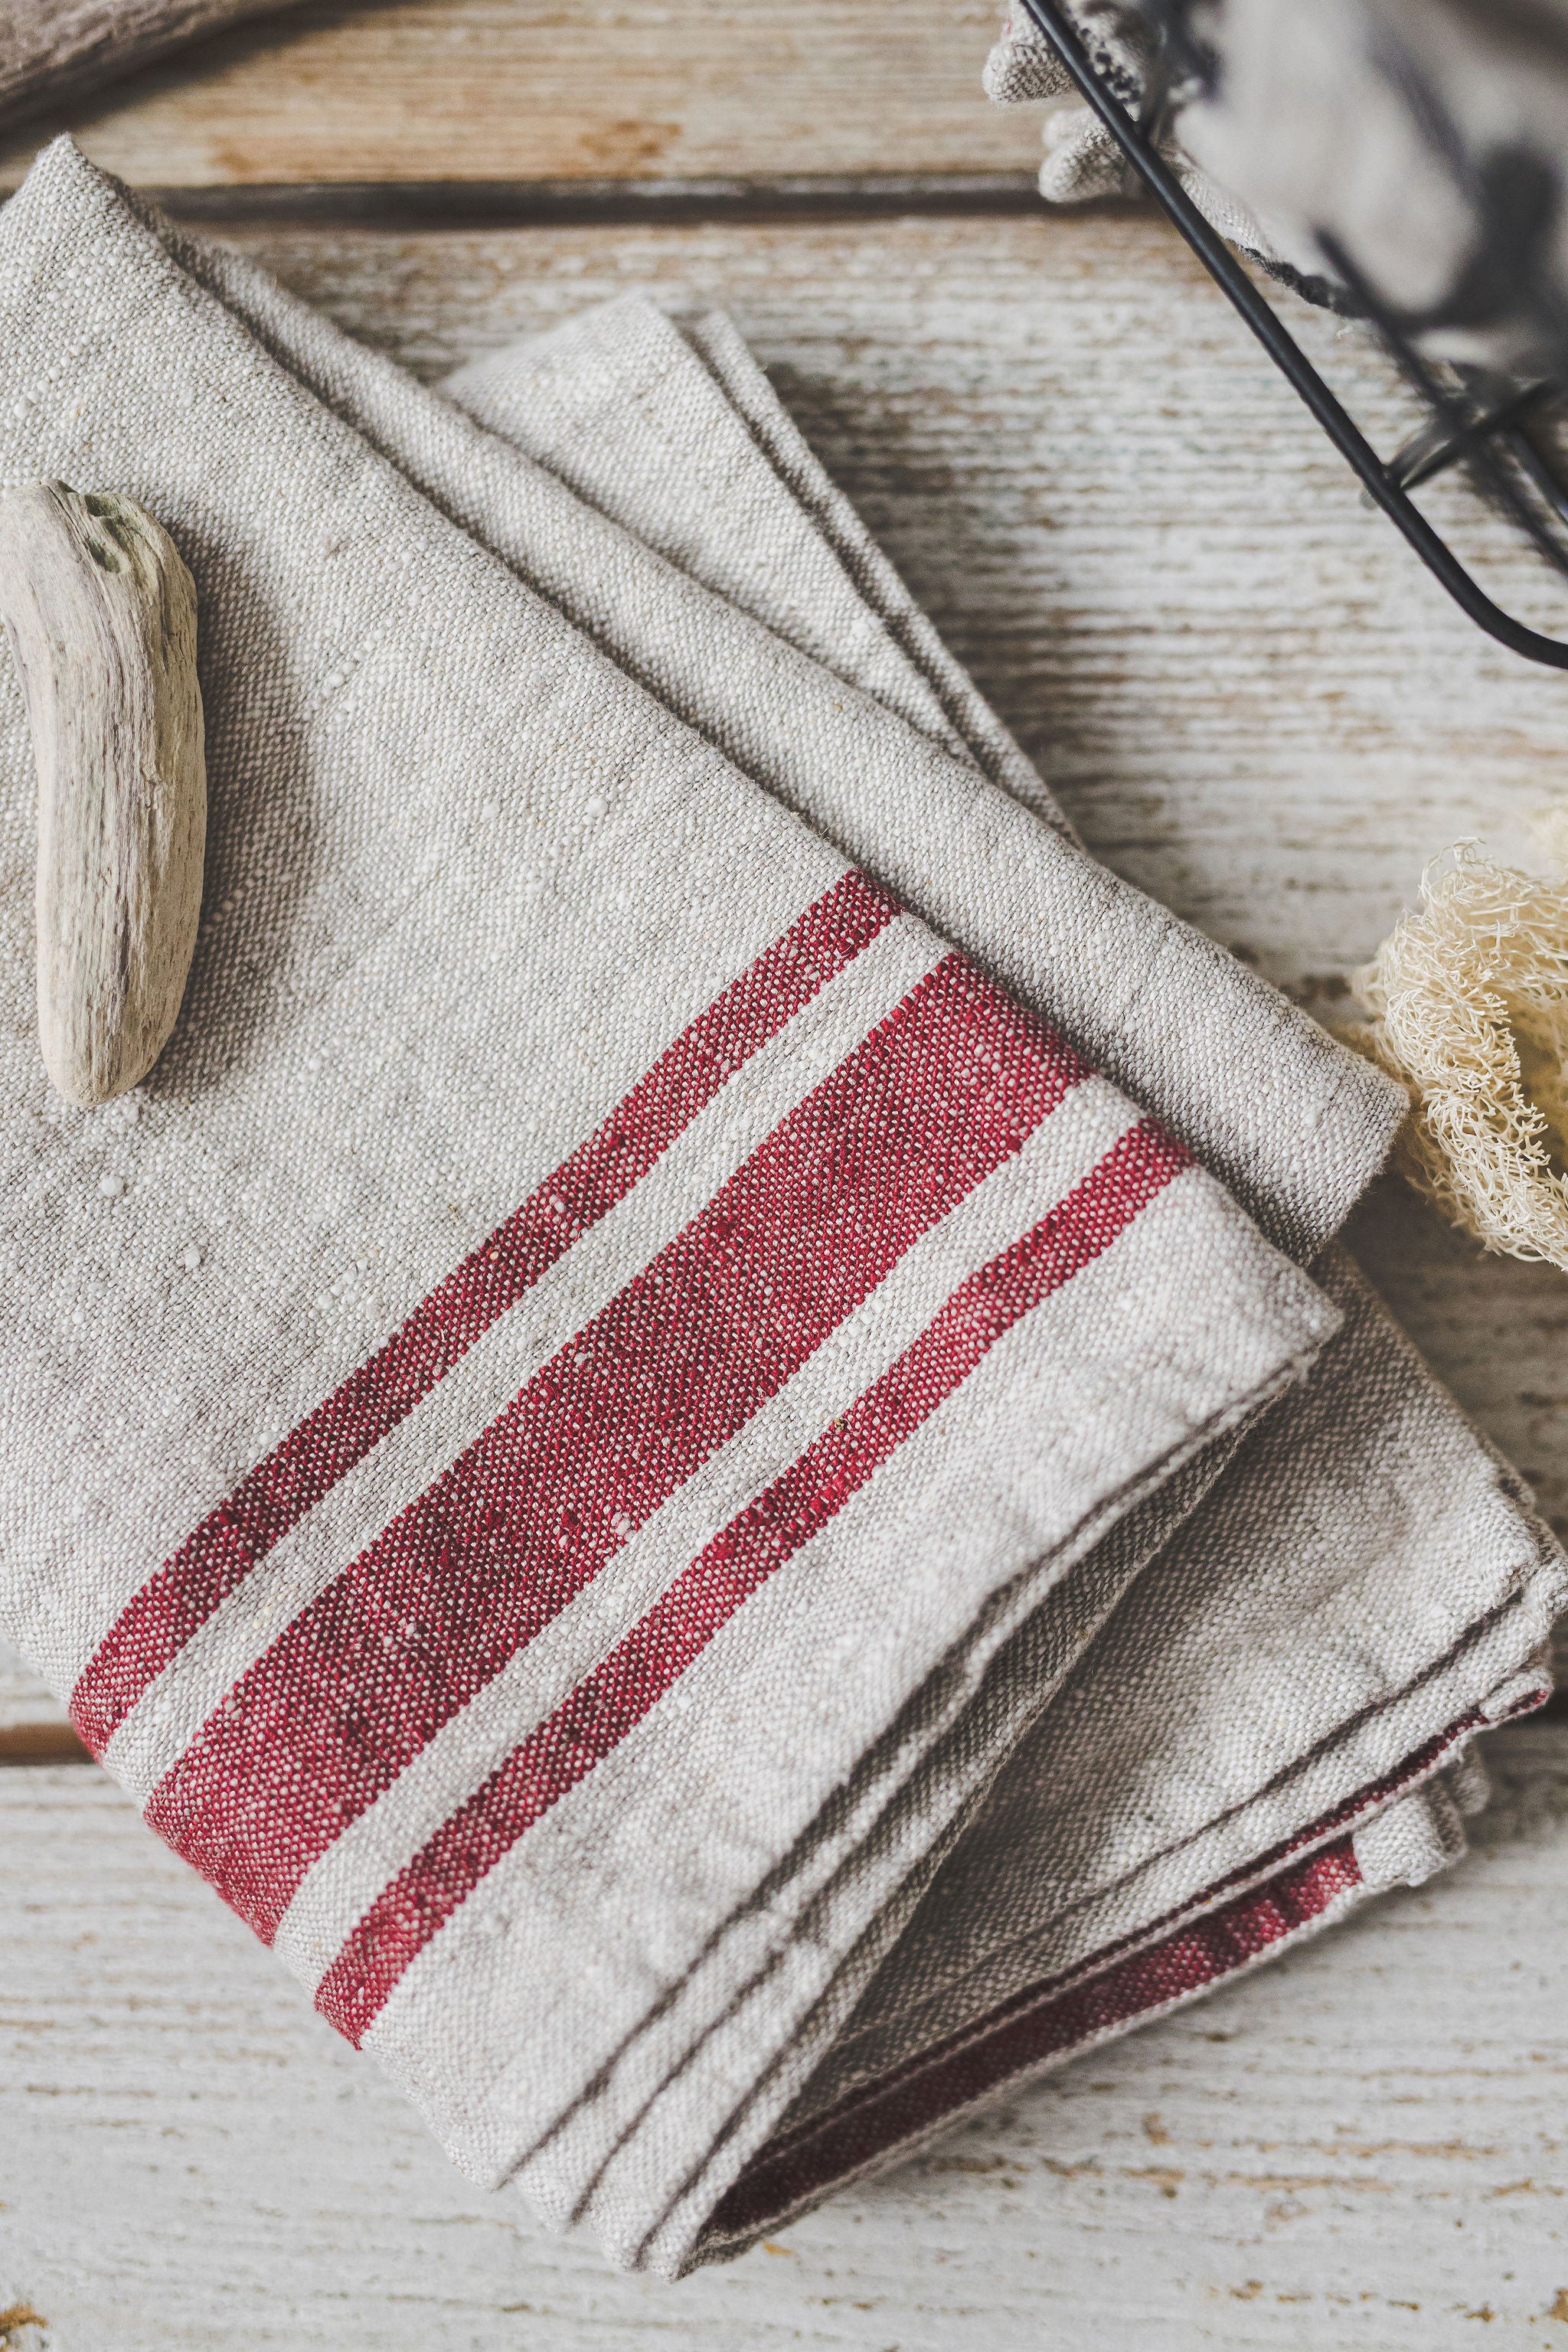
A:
147 955 1094 1944
70 871 900 1756
710 1838 1362 2240
316 1118 1189 2044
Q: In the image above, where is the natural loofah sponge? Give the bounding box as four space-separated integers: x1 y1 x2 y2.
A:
1348 828 1568 1269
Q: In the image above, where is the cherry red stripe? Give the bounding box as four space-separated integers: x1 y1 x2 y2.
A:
710 1837 1361 2241
316 1117 1189 2045
146 954 1094 1943
70 870 900 1757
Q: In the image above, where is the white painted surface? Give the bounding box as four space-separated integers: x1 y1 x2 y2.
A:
3 1736 1568 2350
5 207 1568 2347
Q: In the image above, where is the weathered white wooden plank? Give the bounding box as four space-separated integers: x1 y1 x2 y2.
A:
3 1733 1567 2347
0 0 1042 191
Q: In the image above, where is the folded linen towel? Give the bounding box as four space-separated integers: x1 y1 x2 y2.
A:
0 139 1560 2276
431 277 1568 2255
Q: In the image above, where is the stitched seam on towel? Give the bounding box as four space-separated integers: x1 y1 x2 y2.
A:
749 1707 1501 2157
808 1628 1535 2083
578 1331 1326 2260
710 1840 1364 2241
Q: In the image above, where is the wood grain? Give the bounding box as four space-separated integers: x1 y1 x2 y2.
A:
4 1736 1568 2347
0 0 1043 191
6 205 1568 2347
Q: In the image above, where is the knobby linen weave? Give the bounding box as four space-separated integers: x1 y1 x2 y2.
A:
0 139 1561 2277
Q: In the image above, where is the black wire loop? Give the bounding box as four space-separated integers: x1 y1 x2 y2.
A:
1014 0 1568 671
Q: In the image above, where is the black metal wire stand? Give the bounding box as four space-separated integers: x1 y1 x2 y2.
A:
1015 0 1568 670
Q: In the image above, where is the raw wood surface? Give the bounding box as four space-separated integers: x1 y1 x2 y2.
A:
0 2 302 133
219 206 1568 1576
0 0 1043 191
7 205 1568 2347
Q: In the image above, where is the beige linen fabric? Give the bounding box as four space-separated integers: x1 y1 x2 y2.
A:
985 0 1568 373
430 288 1565 2264
140 198 1399 1264
0 139 1560 2278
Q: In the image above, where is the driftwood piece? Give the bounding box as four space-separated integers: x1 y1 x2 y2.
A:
0 2 304 131
0 482 205 1105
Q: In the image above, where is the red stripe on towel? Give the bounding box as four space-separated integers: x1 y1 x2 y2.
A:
146 955 1094 1942
318 1119 1190 2044
70 870 900 1756
710 1835 1362 2240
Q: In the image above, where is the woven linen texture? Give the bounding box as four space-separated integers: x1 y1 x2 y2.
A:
0 139 1561 2278
985 0 1568 375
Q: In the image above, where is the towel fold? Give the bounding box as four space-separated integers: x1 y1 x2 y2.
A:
985 0 1568 377
0 139 1560 2276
